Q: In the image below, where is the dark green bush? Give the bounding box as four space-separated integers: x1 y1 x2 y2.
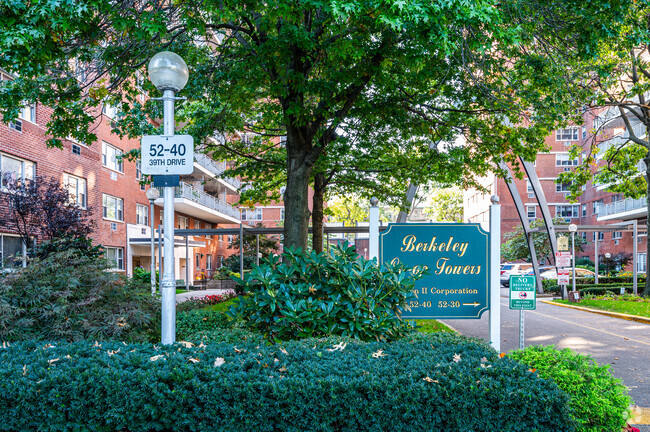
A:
229 244 422 342
580 286 634 296
0 333 574 432
176 309 232 340
0 249 160 342
508 345 631 432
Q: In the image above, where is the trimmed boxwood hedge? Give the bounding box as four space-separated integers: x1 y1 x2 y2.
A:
0 333 575 432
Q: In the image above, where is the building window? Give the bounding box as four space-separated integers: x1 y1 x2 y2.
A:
638 253 647 273
526 179 534 198
136 160 142 180
612 231 622 240
194 220 201 230
526 205 536 219
205 223 212 239
582 204 586 217
241 208 263 221
280 207 285 221
556 205 579 219
611 194 623 203
206 254 213 270
0 153 35 188
105 247 124 270
102 103 120 119
556 127 580 141
0 235 25 268
102 142 123 172
593 199 603 215
593 232 604 241
103 194 124 221
195 253 200 268
136 204 148 226
19 104 36 123
63 174 87 208
72 144 81 155
556 181 573 193
179 216 188 229
555 153 579 166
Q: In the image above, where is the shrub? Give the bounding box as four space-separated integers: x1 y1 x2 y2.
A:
0 333 574 432
0 249 160 342
176 309 232 340
229 244 422 342
176 293 237 313
508 345 631 432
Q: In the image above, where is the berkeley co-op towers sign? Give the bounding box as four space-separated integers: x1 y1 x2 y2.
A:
380 223 490 319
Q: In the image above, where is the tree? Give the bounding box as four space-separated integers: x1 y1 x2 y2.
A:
502 219 588 264
553 4 650 295
0 176 99 258
423 187 464 223
0 0 633 252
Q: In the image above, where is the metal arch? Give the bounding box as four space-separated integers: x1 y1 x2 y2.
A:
521 159 559 262
499 162 544 294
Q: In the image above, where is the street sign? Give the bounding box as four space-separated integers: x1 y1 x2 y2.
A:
558 269 570 285
556 251 571 267
380 223 489 319
557 236 569 251
141 135 194 175
509 275 536 310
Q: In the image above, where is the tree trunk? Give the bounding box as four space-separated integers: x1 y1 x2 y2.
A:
283 127 314 252
312 172 326 253
634 151 650 297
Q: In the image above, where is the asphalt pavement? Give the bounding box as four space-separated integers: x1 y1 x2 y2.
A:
441 287 650 430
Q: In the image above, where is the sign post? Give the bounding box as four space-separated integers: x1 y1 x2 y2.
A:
509 275 536 349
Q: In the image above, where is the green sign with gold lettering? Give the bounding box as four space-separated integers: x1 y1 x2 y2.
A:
380 223 490 319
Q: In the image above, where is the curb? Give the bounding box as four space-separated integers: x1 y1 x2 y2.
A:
630 406 650 425
539 300 650 325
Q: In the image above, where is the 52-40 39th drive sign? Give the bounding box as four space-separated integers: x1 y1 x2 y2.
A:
380 223 490 319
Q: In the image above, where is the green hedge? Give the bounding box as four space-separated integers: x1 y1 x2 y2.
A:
575 276 645 285
0 333 574 432
579 286 635 296
509 346 631 432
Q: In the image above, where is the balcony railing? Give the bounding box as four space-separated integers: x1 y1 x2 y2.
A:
194 153 241 189
598 197 647 218
158 182 241 220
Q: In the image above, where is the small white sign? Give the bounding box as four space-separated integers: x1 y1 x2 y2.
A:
141 135 194 175
558 269 570 285
555 251 571 267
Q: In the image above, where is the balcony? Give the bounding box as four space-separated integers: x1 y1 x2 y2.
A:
155 182 241 224
597 197 647 221
193 153 241 190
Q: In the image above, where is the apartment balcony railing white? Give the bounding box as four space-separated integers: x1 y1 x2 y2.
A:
194 153 241 189
598 197 647 218
157 182 241 220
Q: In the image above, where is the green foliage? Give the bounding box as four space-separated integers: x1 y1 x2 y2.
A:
0 249 160 342
0 333 574 432
508 346 631 432
176 309 232 341
423 186 464 222
502 218 588 264
229 244 422 342
222 253 257 274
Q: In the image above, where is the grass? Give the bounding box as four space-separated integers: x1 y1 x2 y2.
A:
554 295 650 318
414 319 455 333
206 298 239 313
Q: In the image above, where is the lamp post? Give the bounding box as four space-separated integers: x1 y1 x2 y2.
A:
568 224 577 293
605 252 612 277
146 187 160 296
148 51 189 345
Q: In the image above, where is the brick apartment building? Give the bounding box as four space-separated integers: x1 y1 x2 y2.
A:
0 68 268 284
464 111 648 273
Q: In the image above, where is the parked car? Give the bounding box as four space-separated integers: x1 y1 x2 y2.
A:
500 263 533 286
523 267 595 280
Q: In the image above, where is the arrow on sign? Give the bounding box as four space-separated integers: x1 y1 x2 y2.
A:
462 302 481 307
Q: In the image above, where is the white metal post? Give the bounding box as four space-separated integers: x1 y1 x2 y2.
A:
369 197 379 261
150 198 156 296
633 220 638 295
161 89 177 345
489 196 501 353
594 232 598 284
571 231 576 293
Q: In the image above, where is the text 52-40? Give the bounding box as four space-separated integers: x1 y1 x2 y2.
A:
149 143 187 157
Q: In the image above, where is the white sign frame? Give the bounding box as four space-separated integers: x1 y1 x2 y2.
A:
141 135 194 175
